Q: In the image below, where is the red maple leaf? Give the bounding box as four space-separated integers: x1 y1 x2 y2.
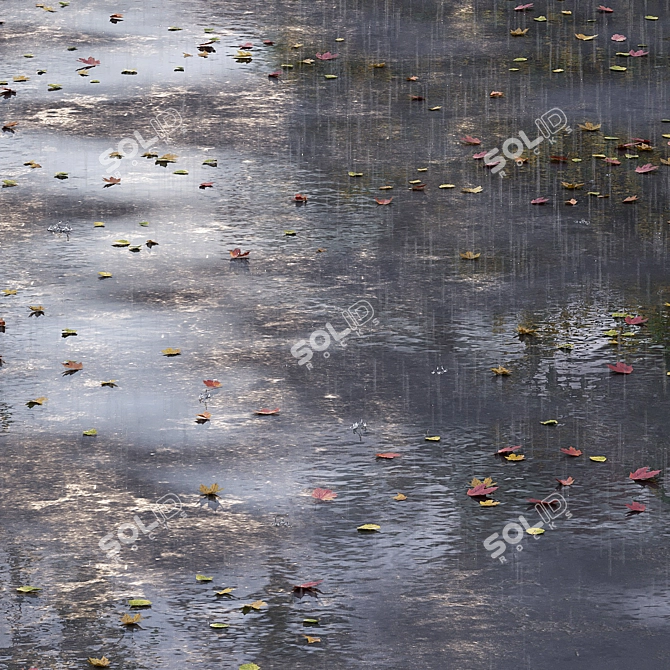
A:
636 163 658 174
239 42 253 49
375 197 393 205
78 56 100 66
625 316 647 325
312 488 337 501
556 476 574 486
461 135 481 145
597 5 613 12
315 52 338 60
411 183 426 191
496 445 522 454
294 194 308 202
607 362 633 374
629 49 648 57
467 483 499 496
604 158 621 165
229 248 250 258
514 3 534 10
376 452 401 459
626 501 646 512
255 408 280 415
531 197 549 205
410 95 425 101
622 195 638 203
550 155 568 162
473 151 488 159
103 176 120 187
199 182 214 189
629 466 661 481
62 360 83 370
268 70 281 78
203 379 221 388
561 447 582 457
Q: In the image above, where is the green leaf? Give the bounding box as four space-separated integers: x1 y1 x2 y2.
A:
610 66 627 72
534 15 547 21
303 618 320 625
48 83 62 91
90 80 100 83
2 180 17 187
24 54 34 58
324 74 338 79
83 429 97 436
513 58 528 62
173 169 189 175
196 574 213 582
138 221 149 227
645 15 659 20
202 159 217 167
112 240 130 247
210 622 229 628
17 585 41 593
129 246 141 252
128 599 152 607
348 171 363 177
239 664 260 670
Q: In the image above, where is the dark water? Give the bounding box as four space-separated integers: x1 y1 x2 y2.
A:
1 1 669 668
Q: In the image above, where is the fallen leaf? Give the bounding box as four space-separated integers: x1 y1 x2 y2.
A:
467 480 499 496
62 360 83 371
462 186 483 193
128 599 152 607
101 381 117 388
215 587 235 595
78 56 100 66
625 316 648 325
195 412 211 424
120 613 141 626
17 585 41 592
514 3 534 10
491 366 511 375
490 91 504 97
565 198 578 206
497 446 522 454
312 488 337 501
294 193 308 202
255 408 280 415
203 379 221 388
315 52 338 60
510 28 529 36
579 122 601 131
561 447 582 457
505 453 525 461
103 176 120 187
540 419 558 425
460 251 480 260
556 476 574 486
83 429 97 436
26 397 47 408
598 5 613 12
590 456 607 462
526 527 544 535
461 135 481 145
425 436 441 441
611 34 627 42
199 182 214 189
146 240 159 248
196 574 213 582
375 197 393 205
87 658 110 667
200 483 222 497
376 452 401 459
229 248 250 259
517 325 536 336
304 636 321 643
210 622 229 629
161 348 181 357
98 272 112 278
626 501 646 512
479 499 500 506
629 49 648 57
604 158 621 165
607 362 633 374
439 184 456 189
575 34 598 41
394 493 407 501
531 197 549 205
622 195 638 203
629 467 661 481
357 524 380 532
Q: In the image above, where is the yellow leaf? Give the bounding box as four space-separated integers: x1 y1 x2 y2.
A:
526 527 544 535
517 325 536 335
357 524 380 532
491 366 511 375
460 251 481 260
120 613 141 625
540 419 558 425
249 600 266 609
161 348 181 356
393 493 407 501
510 28 529 36
579 122 601 131
562 182 584 189
88 658 110 668
589 456 607 462
462 186 483 193
482 477 495 486
469 478 483 487
505 453 525 461
575 34 598 41
439 184 456 189
199 483 222 496
94 221 105 227
304 635 321 643
479 500 500 506
424 436 441 441
215 587 235 595
196 574 213 582
98 272 112 278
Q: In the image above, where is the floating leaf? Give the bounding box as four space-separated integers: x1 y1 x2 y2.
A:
424 436 441 441
439 184 456 189
121 613 142 625
210 622 229 628
491 366 511 375
348 171 363 177
112 240 130 247
26 397 47 408
17 585 41 593
575 34 598 41
101 380 117 388
98 272 112 278
47 83 62 91
510 28 529 36
304 635 321 643
497 446 521 454
357 524 380 532
161 348 181 357
561 447 582 457
196 574 213 582
635 163 657 174
629 466 661 481
531 197 549 205
394 493 407 501
376 452 401 459
128 599 152 607
541 420 558 425
462 186 483 193
460 135 481 145
626 501 646 513
610 66 627 72
312 488 337 501
480 499 500 506
200 483 222 497
87 658 110 667
215 587 235 595
579 122 601 131
556 476 574 486
505 453 525 461
255 408 280 415
239 665 260 670
526 527 544 535
82 429 97 436
607 362 633 374
590 456 607 462
241 600 266 613
121 69 137 75
173 169 188 175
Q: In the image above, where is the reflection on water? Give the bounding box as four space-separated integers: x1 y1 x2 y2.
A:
0 0 669 668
